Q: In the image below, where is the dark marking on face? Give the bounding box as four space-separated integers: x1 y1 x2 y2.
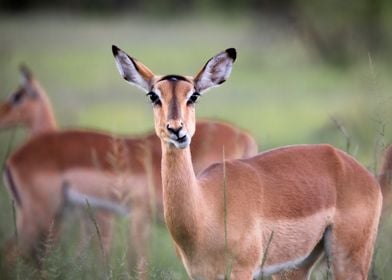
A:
10 89 25 105
168 82 180 120
159 75 189 82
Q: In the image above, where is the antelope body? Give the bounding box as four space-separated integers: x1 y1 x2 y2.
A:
378 144 392 219
113 46 382 279
0 67 258 271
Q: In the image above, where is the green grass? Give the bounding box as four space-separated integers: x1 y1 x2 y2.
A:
1 11 392 279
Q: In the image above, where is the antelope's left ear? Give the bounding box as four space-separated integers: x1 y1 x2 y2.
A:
112 45 155 93
19 64 34 85
193 48 236 94
19 64 39 97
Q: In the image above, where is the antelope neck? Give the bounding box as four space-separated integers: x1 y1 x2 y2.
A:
29 99 58 137
160 141 201 246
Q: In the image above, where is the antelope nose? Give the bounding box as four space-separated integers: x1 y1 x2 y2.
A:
166 122 184 137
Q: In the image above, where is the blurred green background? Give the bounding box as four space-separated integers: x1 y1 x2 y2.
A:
1 0 392 278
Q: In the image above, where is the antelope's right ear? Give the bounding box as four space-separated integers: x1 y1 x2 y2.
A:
193 48 236 94
19 64 34 84
112 45 155 93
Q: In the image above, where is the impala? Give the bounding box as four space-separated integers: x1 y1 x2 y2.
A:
0 66 258 272
113 45 382 279
0 65 57 136
379 144 392 218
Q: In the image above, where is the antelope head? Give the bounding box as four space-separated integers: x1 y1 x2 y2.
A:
0 65 43 130
112 45 236 149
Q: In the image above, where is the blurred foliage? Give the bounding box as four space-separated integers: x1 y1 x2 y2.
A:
0 0 391 66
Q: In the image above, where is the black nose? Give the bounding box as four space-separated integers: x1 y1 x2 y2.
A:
167 124 183 137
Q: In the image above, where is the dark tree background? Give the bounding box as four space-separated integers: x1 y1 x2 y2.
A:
0 0 391 66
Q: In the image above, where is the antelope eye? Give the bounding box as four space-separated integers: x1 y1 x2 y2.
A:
147 91 161 106
187 92 200 105
10 91 24 105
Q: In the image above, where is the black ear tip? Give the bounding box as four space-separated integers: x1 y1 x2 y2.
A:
225 48 237 62
19 63 32 79
19 63 28 72
112 45 120 56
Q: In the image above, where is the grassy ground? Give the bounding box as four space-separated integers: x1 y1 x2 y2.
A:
0 12 392 279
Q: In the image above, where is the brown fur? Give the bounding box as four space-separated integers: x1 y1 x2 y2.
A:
378 144 392 218
1 68 258 275
113 46 382 279
0 74 57 136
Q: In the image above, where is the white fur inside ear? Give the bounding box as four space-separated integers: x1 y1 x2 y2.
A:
114 50 150 92
19 73 29 86
195 51 234 94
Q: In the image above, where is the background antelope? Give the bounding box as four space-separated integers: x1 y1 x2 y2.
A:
0 65 57 136
379 144 392 219
0 66 258 275
113 45 383 279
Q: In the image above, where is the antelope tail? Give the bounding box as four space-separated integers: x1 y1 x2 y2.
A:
378 144 392 217
62 181 129 216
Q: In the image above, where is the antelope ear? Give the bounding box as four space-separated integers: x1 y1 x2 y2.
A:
112 45 155 93
19 64 34 84
193 48 236 94
19 64 39 97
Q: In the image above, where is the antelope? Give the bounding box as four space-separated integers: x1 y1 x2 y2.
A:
0 65 57 136
378 144 392 218
0 66 258 273
112 45 382 279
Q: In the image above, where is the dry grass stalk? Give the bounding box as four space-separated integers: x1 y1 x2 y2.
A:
256 231 274 280
84 199 107 267
140 141 156 225
222 146 233 280
329 115 351 155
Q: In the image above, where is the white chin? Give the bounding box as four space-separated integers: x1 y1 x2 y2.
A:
168 137 191 149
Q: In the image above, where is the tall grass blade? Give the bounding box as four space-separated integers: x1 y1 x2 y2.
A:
222 146 233 280
10 200 21 280
256 230 274 280
329 115 351 154
85 198 108 273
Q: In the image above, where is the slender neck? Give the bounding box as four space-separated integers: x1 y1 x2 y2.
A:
28 96 58 138
161 141 201 247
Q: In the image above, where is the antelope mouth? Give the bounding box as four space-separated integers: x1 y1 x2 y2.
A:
168 135 190 149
